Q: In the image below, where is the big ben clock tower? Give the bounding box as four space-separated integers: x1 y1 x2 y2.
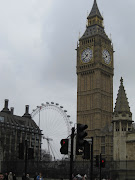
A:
76 0 114 160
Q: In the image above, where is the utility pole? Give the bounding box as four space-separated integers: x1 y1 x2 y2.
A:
70 127 75 180
90 137 93 180
100 153 102 180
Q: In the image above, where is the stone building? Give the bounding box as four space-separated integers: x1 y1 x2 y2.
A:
76 1 135 178
112 78 135 179
113 77 134 161
76 0 113 160
0 99 42 171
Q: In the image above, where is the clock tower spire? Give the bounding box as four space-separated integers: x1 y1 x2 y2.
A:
87 0 103 20
76 0 114 160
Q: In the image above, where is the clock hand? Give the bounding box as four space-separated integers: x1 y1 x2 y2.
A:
84 54 88 59
83 54 88 60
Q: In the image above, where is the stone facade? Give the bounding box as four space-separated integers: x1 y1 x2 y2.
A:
76 0 113 160
112 77 135 161
112 78 135 179
0 99 42 171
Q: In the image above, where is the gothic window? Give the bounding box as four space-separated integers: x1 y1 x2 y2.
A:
0 116 4 122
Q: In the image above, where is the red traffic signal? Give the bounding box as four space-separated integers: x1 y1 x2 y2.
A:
60 139 69 154
100 158 105 168
61 139 66 145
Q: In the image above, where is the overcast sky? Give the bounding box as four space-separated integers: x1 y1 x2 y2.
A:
0 0 135 158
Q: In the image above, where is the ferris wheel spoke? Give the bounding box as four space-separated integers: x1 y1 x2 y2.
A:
31 102 71 160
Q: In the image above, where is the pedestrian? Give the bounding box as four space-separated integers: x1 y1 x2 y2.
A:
36 173 43 180
34 172 38 180
8 172 13 180
26 174 29 180
76 174 82 180
13 174 16 180
0 173 4 180
22 173 25 180
82 174 87 180
4 173 8 180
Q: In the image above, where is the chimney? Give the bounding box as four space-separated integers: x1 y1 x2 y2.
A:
22 105 31 119
25 105 29 114
1 99 10 114
10 107 14 115
5 99 9 109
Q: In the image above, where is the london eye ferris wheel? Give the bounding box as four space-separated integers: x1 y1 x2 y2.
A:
31 102 72 160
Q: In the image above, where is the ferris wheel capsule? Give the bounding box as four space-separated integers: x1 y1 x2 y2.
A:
31 102 71 160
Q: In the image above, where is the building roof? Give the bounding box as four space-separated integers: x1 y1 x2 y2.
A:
114 77 131 114
79 25 109 41
0 111 41 134
87 0 103 20
79 0 110 41
0 99 41 134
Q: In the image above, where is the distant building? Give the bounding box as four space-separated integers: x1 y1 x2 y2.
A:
113 77 134 161
112 78 135 179
0 99 42 171
41 149 52 161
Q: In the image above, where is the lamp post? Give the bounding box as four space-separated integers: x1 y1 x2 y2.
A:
25 140 28 177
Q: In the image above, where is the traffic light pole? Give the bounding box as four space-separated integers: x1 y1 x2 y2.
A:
25 140 28 177
90 137 93 180
70 127 75 180
100 153 101 180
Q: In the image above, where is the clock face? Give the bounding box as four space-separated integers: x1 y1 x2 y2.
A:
81 48 92 63
102 49 111 64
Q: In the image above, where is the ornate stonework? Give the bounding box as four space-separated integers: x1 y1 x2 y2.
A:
113 77 133 161
76 0 114 160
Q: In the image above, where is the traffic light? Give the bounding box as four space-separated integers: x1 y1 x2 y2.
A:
94 155 99 167
76 123 88 155
28 148 34 159
60 139 69 154
18 143 24 159
83 140 90 159
100 158 105 168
